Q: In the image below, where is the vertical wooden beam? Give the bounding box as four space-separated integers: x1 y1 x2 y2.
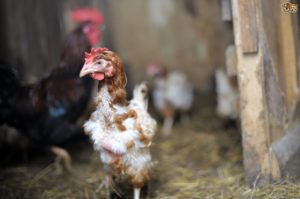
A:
278 0 299 111
225 44 237 76
238 0 258 54
232 0 281 186
221 0 232 21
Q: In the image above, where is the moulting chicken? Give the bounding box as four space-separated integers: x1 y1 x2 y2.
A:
79 48 157 199
146 63 194 135
0 8 104 171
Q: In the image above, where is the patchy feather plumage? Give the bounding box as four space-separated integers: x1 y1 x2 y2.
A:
80 49 156 199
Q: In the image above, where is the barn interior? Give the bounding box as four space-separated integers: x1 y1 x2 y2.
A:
0 0 300 198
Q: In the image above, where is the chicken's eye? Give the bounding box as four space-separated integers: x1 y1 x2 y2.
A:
141 89 146 94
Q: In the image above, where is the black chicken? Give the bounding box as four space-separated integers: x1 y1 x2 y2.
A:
0 9 104 170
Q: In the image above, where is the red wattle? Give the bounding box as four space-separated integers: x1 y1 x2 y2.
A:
91 72 105 80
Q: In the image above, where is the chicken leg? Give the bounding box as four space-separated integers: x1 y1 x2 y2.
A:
96 174 122 199
162 116 174 136
134 188 141 199
50 146 72 173
96 175 111 199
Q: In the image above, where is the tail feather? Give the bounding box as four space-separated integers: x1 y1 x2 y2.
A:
0 61 20 123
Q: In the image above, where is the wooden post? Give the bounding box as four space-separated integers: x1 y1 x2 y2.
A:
278 0 299 111
270 1 300 178
221 0 232 21
238 0 258 54
231 0 282 186
225 45 237 76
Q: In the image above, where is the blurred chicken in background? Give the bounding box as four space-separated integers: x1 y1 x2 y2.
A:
215 68 239 120
215 45 239 121
146 63 194 135
0 8 104 171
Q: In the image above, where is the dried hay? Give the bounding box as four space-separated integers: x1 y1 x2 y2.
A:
1 97 300 199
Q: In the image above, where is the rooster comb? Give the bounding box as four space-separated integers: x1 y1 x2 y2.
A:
71 8 104 24
84 47 109 63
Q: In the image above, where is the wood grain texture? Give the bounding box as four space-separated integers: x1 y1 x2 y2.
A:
238 0 258 54
225 44 237 76
0 0 63 82
278 0 299 111
232 0 282 186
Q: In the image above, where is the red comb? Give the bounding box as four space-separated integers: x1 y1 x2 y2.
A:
71 8 104 24
84 48 108 63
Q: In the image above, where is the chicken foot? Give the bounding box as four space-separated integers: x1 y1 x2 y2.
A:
50 146 72 173
162 116 174 136
96 175 122 199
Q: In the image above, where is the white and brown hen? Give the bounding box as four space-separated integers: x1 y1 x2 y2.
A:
147 63 194 135
79 48 157 199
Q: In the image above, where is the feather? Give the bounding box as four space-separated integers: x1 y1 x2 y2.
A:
82 51 157 194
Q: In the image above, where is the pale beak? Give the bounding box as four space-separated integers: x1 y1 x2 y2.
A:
79 59 112 78
79 62 102 77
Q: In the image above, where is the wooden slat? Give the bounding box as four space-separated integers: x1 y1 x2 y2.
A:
278 0 299 111
221 0 232 21
225 44 237 76
238 0 258 54
237 54 281 186
232 0 282 186
1 0 63 82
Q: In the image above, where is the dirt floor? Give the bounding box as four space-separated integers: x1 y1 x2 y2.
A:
1 96 300 199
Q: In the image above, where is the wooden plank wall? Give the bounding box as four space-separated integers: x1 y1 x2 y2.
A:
0 0 64 82
277 0 299 111
231 0 300 186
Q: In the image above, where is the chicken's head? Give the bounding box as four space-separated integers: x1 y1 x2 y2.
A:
79 48 112 80
80 48 128 104
146 63 167 78
71 8 104 46
79 48 125 83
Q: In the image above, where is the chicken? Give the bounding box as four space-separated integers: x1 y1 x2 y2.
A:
146 63 194 135
79 48 157 199
215 68 239 120
0 8 104 171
